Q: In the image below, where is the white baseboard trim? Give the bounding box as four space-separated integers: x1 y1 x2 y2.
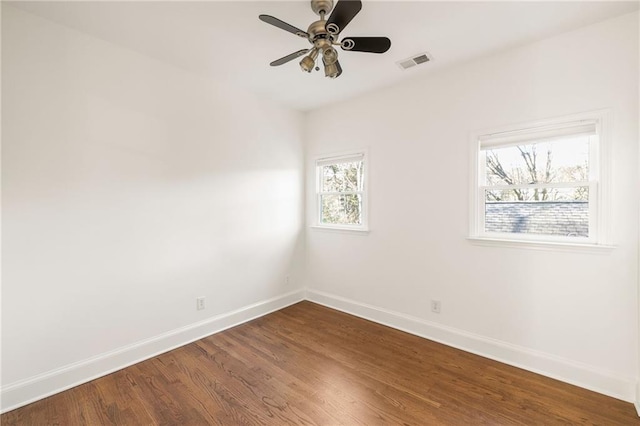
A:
307 289 635 403
635 382 640 417
1 290 305 414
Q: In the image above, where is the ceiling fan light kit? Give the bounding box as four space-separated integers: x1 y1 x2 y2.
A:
259 0 391 79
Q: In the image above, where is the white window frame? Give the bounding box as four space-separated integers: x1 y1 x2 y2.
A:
469 110 613 250
313 149 369 232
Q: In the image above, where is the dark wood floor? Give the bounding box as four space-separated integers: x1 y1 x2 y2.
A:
2 301 638 425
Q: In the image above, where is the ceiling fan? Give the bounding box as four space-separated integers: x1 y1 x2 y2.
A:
259 0 391 79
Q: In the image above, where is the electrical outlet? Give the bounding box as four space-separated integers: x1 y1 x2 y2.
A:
196 297 205 311
431 300 441 314
285 275 290 285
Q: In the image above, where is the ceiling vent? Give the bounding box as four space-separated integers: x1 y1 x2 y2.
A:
396 52 432 70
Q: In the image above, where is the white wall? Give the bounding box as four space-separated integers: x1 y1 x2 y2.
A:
305 12 639 401
1 5 305 410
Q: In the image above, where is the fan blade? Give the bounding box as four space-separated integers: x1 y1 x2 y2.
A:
270 49 310 66
341 37 391 53
259 15 308 38
325 0 362 35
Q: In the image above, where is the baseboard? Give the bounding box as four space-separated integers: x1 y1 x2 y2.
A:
0 289 305 414
3 288 634 414
307 289 635 403
635 382 640 417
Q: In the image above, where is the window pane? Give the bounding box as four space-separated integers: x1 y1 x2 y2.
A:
484 136 589 186
485 186 589 202
321 194 362 225
485 187 589 237
321 161 364 192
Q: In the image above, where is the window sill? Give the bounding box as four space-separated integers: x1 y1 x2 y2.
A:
466 237 616 253
310 225 370 235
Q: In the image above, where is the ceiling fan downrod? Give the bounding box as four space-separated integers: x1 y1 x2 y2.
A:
311 0 334 17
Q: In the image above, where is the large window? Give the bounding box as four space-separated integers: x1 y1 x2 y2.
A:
470 111 610 246
315 151 368 230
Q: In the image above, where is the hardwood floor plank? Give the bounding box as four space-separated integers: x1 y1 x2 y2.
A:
217 329 432 425
195 336 342 425
2 301 638 425
226 321 448 425
257 306 522 425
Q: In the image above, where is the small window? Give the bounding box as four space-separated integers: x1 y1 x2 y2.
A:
471 111 610 246
315 151 368 231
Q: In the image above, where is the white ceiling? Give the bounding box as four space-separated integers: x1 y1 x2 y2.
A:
10 1 639 111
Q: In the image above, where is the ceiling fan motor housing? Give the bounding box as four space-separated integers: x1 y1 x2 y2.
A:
307 20 335 42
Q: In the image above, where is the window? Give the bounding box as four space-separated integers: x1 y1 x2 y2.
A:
470 111 610 246
315 151 368 231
